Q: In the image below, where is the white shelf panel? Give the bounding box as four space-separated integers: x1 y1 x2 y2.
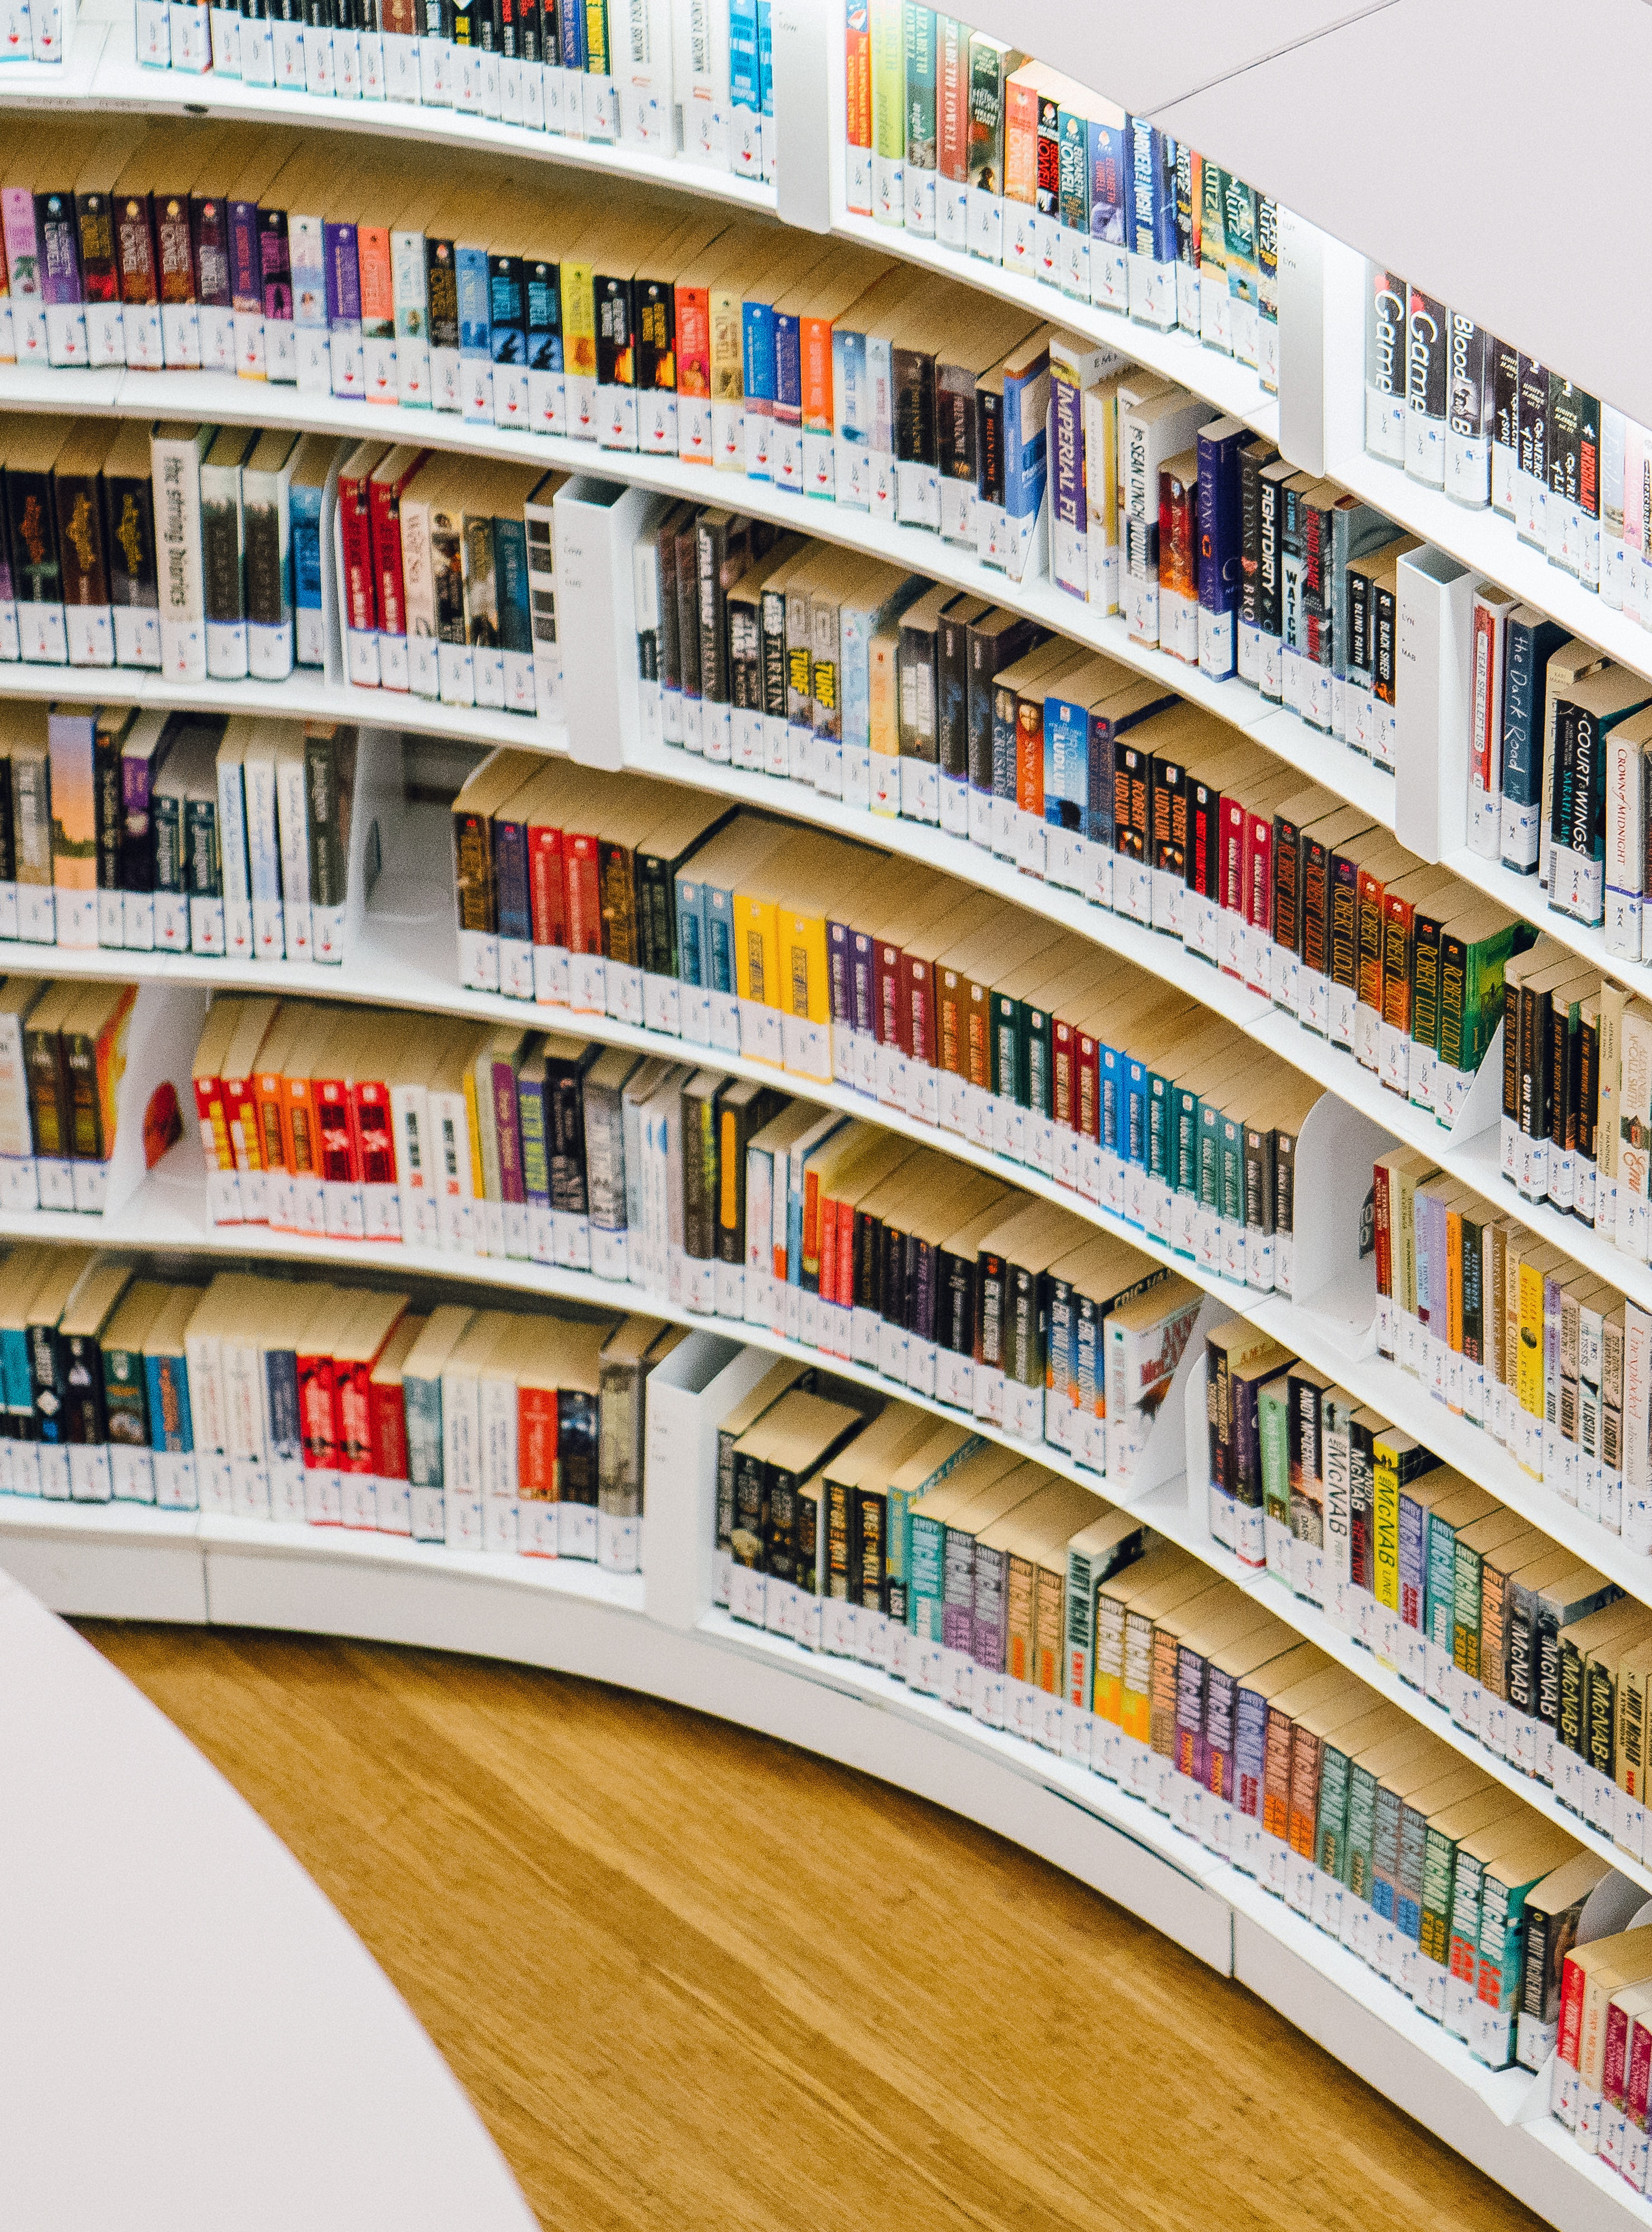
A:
0 6 775 213
1 1478 1637 2230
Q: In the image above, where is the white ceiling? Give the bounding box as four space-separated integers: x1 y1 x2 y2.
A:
966 0 1652 428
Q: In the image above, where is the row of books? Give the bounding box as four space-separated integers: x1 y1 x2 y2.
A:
450 763 1332 1290
190 993 1214 1472
0 1241 683 1561
1372 1144 1649 1541
0 977 138 1214
1496 949 1652 1273
1364 270 1650 623
0 705 358 963
1556 1919 1652 2188
489 694 1527 1138
1 0 66 61
0 414 564 713
139 0 779 189
1209 1318 1652 1852
1469 621 1652 948
844 6 1279 383
716 1353 1596 2072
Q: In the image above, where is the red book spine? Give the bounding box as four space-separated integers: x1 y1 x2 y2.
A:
563 830 603 954
154 192 196 308
368 470 409 639
1372 1159 1393 1304
1015 697 1044 820
1471 599 1497 793
369 1378 408 1480
1219 795 1247 917
1558 1954 1589 2071
115 192 159 306
1076 1032 1100 1142
193 1071 234 1173
1246 810 1273 933
837 1204 856 1304
1052 1016 1074 1133
902 951 933 1068
517 1384 558 1510
349 1075 397 1187
527 820 567 947
1626 2015 1652 2126
335 1357 376 1473
297 1351 338 1471
314 1076 360 1184
818 1195 840 1305
845 11 870 154
1605 2001 1633 2112
220 1073 260 1179
339 469 377 635
674 285 711 413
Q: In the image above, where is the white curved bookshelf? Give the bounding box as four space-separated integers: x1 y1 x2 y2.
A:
0 793 1641 1613
0 1481 1631 2232
0 27 1643 2220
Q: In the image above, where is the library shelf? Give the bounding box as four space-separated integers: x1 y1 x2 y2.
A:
0 1476 1636 2232
0 1568 539 2232
14 799 1642 1616
0 1 776 213
0 373 1391 838
7 1088 1650 1896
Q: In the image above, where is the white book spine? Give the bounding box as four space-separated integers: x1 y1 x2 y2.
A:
440 1368 484 1549
244 751 284 960
153 427 211 680
479 1374 519 1551
275 754 313 963
391 229 434 409
400 496 441 700
218 752 253 962
184 1332 230 1512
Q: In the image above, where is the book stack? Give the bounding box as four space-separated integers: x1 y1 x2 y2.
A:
0 703 361 964
0 0 69 60
0 1240 682 1564
844 7 1278 387
136 0 779 186
1553 1913 1652 2187
0 973 140 1214
0 415 566 715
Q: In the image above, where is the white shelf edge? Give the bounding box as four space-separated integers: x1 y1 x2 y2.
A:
6 1484 1641 2232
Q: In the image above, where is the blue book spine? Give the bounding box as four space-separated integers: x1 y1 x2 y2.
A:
495 519 532 657
743 299 778 476
559 0 585 70
1043 692 1087 833
1128 119 1159 258
786 1167 805 1285
456 246 492 368
774 310 803 442
1086 713 1114 848
1002 352 1051 520
989 685 1016 803
1123 1057 1149 1171
675 874 707 991
1397 1495 1425 1647
494 815 531 942
1196 424 1247 612
833 325 870 449
488 252 527 369
291 484 324 628
1500 615 1566 812
322 220 361 359
1100 1044 1124 1153
403 1373 444 1489
757 0 773 122
266 1350 302 1472
707 886 737 993
146 1353 194 1454
729 0 759 113
1 1328 31 1425
526 258 562 374
1088 118 1128 244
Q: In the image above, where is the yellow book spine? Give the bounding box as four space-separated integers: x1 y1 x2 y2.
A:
779 909 831 1029
1371 1444 1401 1633
710 284 745 403
461 1071 485 1202
1446 1208 1464 1363
1093 1593 1127 1723
561 257 596 383
734 889 779 1010
1516 1259 1546 1424
869 625 899 812
1119 1608 1154 1744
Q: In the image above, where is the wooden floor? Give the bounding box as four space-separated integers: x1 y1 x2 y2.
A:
81 1621 1540 2232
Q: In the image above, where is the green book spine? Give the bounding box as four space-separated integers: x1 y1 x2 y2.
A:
910 1509 948 1642
1259 1380 1290 1537
1345 1762 1380 1901
1417 1823 1459 1967
1316 1742 1353 1882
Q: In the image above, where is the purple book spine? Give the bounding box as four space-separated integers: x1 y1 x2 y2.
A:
517 1070 549 1210
850 928 877 1041
229 201 262 317
1206 1663 1236 1794
941 1528 974 1653
260 210 293 325
1234 1684 1269 1819
912 1239 937 1345
122 750 155 894
35 191 82 307
1 190 41 308
1174 1643 1205 1779
323 221 362 332
493 1060 526 1206
971 1542 1009 1672
1196 424 1246 613
827 917 854 1034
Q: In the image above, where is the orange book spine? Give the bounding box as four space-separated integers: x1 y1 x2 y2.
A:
518 1384 559 1508
1004 78 1039 206
801 312 835 440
